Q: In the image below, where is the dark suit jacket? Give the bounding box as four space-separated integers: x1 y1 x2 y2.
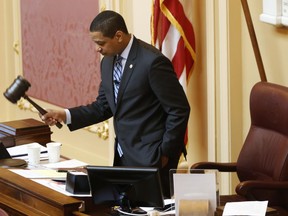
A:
68 37 190 167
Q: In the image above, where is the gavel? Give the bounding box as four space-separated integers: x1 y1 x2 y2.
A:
3 75 63 129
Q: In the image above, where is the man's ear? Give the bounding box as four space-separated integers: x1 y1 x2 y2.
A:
115 31 123 42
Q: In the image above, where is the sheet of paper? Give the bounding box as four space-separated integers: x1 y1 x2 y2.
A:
7 142 47 157
42 159 87 169
10 169 67 179
12 152 49 161
223 201 268 216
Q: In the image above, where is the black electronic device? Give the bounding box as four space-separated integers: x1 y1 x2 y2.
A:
86 166 165 213
0 142 11 159
0 142 27 168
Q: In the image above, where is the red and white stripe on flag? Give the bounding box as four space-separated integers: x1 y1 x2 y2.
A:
151 0 196 92
151 0 196 144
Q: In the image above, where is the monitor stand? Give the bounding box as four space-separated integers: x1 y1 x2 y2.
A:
118 192 147 215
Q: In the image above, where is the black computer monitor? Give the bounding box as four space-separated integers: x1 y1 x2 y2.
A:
86 166 165 212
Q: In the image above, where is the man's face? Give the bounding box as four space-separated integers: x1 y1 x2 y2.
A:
90 31 121 56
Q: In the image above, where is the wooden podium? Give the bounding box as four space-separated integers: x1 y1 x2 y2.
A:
0 168 85 216
0 118 111 216
0 118 52 147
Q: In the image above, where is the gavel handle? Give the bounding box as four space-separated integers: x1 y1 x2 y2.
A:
23 95 63 129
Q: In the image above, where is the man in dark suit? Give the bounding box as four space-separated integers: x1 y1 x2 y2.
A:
42 10 190 198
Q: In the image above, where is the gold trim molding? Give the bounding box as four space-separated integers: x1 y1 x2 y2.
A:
17 98 109 140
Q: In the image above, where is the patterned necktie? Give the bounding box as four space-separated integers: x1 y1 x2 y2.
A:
113 56 124 158
113 55 123 104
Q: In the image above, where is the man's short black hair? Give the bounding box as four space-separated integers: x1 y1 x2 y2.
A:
90 10 128 38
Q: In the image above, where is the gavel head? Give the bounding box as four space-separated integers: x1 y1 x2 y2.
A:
3 75 31 104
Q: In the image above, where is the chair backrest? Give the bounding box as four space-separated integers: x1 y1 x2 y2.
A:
237 82 288 182
0 208 9 216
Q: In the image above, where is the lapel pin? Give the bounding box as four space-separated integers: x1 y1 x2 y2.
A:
129 64 133 69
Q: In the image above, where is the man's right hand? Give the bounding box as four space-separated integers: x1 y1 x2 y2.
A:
40 109 66 126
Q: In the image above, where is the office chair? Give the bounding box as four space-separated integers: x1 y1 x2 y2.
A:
191 81 288 215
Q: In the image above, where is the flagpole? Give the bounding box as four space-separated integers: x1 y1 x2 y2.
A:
241 0 267 82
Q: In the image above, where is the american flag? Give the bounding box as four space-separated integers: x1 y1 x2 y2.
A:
151 0 196 144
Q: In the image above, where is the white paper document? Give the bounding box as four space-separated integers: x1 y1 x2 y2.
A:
10 169 67 179
223 201 268 216
7 142 47 157
42 159 87 169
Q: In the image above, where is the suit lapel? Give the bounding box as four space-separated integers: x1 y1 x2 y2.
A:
102 56 116 110
116 38 139 107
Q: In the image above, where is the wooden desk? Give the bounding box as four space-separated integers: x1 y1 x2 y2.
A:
0 167 128 216
0 168 84 216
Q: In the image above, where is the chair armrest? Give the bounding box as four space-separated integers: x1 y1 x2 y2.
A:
236 180 288 196
190 162 237 172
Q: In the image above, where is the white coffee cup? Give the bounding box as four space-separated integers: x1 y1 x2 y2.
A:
46 142 62 163
27 143 41 165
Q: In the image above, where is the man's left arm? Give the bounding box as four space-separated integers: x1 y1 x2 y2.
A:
149 56 190 158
